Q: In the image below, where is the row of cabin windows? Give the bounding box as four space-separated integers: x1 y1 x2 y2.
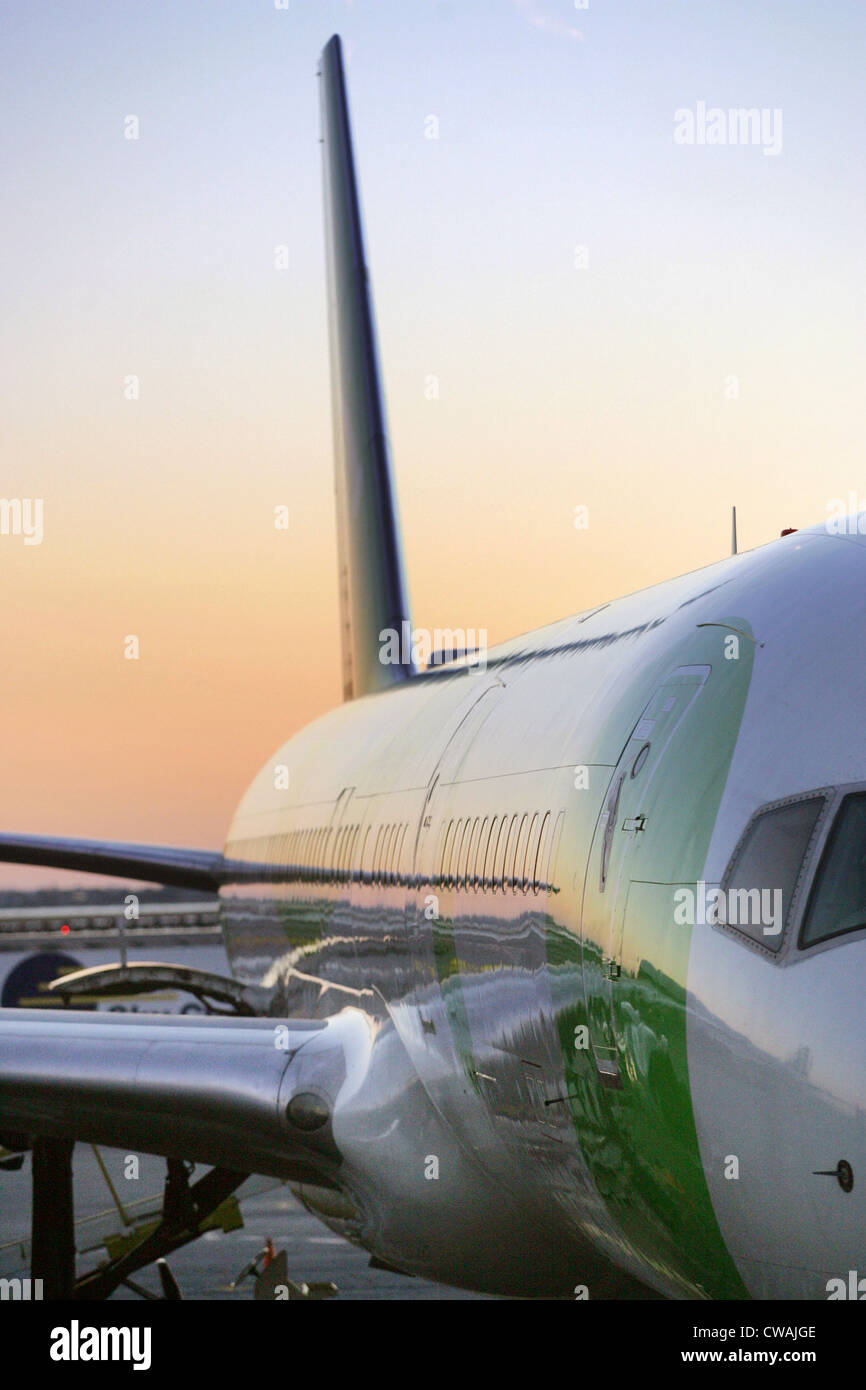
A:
227 808 559 895
229 821 410 887
437 810 554 895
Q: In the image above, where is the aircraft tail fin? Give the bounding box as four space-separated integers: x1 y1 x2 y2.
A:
319 34 414 700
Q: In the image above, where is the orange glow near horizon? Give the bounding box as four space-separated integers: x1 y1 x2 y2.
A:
2 1 863 888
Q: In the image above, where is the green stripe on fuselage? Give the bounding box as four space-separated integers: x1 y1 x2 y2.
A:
549 620 754 1298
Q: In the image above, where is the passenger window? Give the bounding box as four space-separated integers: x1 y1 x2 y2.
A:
372 826 384 884
466 819 481 890
722 796 824 952
393 824 406 884
448 820 463 888
483 817 499 890
455 820 471 888
350 825 361 878
398 822 407 882
474 818 489 889
388 823 400 884
512 815 529 890
440 820 455 886
382 824 394 883
800 793 866 948
502 815 519 890
493 816 510 890
385 823 396 882
544 809 565 891
339 824 351 878
522 814 539 894
533 812 550 893
360 826 372 881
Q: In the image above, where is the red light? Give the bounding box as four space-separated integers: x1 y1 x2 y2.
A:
60 924 70 935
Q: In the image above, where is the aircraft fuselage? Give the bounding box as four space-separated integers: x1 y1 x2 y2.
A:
221 525 866 1299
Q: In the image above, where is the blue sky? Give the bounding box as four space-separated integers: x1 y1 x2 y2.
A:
1 0 865 863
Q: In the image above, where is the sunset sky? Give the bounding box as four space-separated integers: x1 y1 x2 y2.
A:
2 0 864 883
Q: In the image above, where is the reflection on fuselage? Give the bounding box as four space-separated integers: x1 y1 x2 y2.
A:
218 529 866 1299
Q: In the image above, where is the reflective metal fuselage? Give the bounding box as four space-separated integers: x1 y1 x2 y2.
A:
221 525 866 1298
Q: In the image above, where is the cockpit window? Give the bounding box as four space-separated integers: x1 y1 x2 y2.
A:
800 793 866 948
721 796 824 952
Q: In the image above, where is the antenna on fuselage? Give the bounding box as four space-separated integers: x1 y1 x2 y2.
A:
731 505 738 556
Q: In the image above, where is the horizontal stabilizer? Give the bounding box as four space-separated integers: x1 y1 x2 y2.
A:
0 832 224 892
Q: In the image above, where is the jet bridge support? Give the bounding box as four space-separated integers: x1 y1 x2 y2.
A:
31 1136 75 1300
74 1161 246 1300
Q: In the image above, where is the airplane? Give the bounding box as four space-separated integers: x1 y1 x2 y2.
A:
1 31 865 1302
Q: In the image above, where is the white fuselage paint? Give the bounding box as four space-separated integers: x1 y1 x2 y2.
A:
221 522 866 1298
688 526 866 1300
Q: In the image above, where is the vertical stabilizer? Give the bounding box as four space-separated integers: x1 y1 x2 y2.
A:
319 35 414 700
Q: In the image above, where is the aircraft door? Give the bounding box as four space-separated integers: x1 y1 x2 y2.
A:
581 665 711 1087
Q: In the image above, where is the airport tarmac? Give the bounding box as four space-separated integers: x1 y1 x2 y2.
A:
113 1183 494 1302
0 1145 492 1301
0 921 491 1299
